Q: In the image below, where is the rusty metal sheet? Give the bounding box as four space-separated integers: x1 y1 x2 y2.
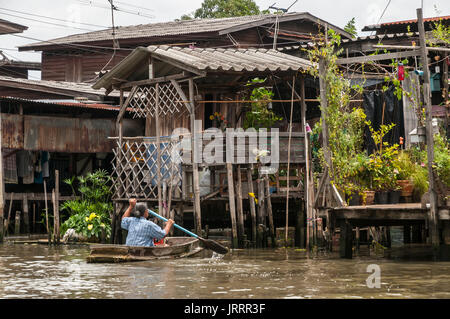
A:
23 115 115 153
1 113 24 149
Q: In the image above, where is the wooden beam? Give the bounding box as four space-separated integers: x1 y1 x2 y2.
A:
336 50 422 65
418 8 439 247
116 86 138 124
170 79 192 113
120 73 189 89
372 44 450 53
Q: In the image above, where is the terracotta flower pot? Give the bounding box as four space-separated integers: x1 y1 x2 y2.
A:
397 180 414 197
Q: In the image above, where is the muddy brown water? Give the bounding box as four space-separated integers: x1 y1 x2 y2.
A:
0 243 449 299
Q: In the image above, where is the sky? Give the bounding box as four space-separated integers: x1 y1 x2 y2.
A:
0 0 449 79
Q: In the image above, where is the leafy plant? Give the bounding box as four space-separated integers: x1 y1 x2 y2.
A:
344 17 357 38
60 169 113 241
243 78 282 130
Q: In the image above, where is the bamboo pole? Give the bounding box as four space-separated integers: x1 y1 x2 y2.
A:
417 8 439 247
257 173 266 248
189 78 202 236
236 164 245 247
23 194 29 234
247 166 257 245
284 76 295 246
14 211 20 235
226 163 238 248
43 180 50 243
265 177 275 247
5 192 13 236
54 170 60 244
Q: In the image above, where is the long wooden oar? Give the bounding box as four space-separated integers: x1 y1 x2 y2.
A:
147 209 229 255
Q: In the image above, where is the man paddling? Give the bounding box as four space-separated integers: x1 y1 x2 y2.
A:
121 198 174 247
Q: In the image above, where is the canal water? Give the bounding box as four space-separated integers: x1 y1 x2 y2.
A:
0 242 449 299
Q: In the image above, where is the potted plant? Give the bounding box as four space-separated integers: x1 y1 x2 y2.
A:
394 151 415 198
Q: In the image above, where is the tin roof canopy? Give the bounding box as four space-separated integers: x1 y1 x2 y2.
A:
93 45 313 93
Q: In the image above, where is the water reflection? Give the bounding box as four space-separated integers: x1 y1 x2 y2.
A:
0 243 449 298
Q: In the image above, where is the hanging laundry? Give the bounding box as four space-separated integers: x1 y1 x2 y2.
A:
16 150 34 184
42 151 50 178
430 73 441 92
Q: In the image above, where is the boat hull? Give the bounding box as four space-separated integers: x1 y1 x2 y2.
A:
86 237 204 263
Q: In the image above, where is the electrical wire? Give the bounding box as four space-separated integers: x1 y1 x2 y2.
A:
0 11 97 32
0 7 109 29
76 0 154 19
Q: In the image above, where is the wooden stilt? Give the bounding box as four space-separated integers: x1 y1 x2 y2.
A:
23 194 29 234
265 177 276 247
417 8 440 247
189 78 202 236
295 200 306 248
110 204 117 244
43 180 50 243
5 192 13 236
32 203 36 233
226 163 238 248
355 227 360 252
14 211 21 235
339 219 353 259
236 165 245 247
54 170 60 244
403 225 411 244
257 175 266 247
247 167 257 245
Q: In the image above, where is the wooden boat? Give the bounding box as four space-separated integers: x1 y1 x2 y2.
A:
86 237 205 263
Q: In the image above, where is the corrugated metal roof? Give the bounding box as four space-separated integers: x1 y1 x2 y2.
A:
363 15 450 32
0 96 120 111
93 45 313 92
0 75 120 98
19 12 352 51
0 18 27 35
147 45 313 72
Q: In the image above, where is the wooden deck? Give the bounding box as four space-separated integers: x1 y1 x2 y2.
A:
318 203 450 258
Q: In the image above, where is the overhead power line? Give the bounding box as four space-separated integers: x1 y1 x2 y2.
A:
0 7 109 29
0 11 96 32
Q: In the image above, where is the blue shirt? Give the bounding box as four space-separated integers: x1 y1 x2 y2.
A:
121 217 166 247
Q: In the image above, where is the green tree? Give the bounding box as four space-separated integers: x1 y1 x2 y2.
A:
181 0 265 20
344 17 357 38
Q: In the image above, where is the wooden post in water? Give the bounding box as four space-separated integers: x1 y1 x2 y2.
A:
5 192 13 236
257 174 266 247
236 164 245 247
295 200 306 248
417 8 440 247
23 194 29 234
43 180 50 243
226 163 238 248
339 219 353 259
189 78 202 236
247 166 257 245
32 203 36 233
265 177 275 247
54 170 60 244
14 211 21 235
